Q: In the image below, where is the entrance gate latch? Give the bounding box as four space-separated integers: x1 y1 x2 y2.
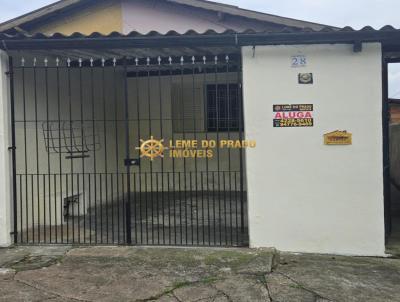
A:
124 158 141 166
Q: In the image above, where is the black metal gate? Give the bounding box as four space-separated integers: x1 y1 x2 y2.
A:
10 53 248 246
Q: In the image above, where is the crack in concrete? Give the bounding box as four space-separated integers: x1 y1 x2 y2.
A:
136 277 222 302
257 274 273 302
13 273 91 302
137 274 240 302
171 291 183 302
276 272 334 302
233 271 274 302
213 288 233 302
237 270 273 278
189 294 221 302
207 279 235 302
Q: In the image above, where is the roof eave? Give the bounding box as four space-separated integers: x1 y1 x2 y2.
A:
0 29 398 51
0 0 85 33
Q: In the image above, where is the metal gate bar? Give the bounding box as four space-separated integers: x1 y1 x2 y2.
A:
10 53 248 247
123 58 133 244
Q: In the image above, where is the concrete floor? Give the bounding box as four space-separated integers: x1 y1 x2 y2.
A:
1 246 400 302
17 191 249 247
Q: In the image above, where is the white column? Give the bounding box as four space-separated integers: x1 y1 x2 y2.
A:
0 50 12 247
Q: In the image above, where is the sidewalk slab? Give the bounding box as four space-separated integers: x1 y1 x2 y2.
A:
0 246 399 301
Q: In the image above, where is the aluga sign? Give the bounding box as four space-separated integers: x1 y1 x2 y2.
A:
273 111 313 119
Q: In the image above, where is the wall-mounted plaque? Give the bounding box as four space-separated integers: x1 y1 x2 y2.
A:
324 131 352 145
298 73 313 84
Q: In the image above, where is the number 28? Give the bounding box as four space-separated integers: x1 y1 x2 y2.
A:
292 56 306 67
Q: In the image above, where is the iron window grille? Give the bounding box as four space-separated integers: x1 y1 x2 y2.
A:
206 84 241 132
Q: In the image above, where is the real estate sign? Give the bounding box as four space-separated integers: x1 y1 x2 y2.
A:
273 104 314 127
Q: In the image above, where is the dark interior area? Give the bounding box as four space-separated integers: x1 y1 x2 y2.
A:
386 60 400 256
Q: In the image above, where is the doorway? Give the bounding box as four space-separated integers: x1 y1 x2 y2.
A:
386 61 400 255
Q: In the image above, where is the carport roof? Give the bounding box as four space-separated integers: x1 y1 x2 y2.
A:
1 26 400 55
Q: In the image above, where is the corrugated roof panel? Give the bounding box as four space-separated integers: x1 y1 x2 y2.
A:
0 26 399 40
2 26 400 52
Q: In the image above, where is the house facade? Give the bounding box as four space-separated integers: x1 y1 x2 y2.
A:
0 0 397 256
0 0 328 35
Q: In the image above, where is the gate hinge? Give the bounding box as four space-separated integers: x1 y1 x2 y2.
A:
8 146 16 151
5 71 12 76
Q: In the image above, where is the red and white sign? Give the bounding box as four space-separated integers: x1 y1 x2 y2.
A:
273 104 314 128
273 111 313 119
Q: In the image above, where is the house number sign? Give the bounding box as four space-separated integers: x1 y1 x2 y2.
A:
291 55 307 67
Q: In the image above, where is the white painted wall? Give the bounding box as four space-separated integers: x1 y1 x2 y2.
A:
242 43 386 256
0 50 12 247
